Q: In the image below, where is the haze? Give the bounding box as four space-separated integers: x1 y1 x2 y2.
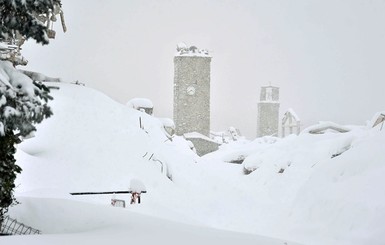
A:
22 0 385 138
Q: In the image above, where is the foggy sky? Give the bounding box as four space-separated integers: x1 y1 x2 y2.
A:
22 0 385 138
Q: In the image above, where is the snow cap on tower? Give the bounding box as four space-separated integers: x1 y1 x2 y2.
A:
175 43 210 57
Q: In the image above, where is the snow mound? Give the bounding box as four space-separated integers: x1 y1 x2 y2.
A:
9 82 385 245
15 83 195 206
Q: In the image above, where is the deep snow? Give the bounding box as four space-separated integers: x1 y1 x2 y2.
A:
3 83 385 245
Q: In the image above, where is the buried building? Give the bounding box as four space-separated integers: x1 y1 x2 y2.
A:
127 98 154 115
282 108 301 137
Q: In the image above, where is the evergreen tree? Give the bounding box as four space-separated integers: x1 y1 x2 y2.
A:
0 0 62 223
0 0 62 44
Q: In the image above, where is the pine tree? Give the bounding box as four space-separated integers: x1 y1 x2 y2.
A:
0 0 62 224
0 0 62 44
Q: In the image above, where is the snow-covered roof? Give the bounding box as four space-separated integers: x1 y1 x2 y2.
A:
368 111 385 128
261 85 280 89
286 108 300 121
184 132 216 142
282 108 300 123
302 121 351 134
126 98 153 109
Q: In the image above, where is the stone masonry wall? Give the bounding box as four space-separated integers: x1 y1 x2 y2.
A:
257 86 280 137
173 56 211 136
257 102 280 137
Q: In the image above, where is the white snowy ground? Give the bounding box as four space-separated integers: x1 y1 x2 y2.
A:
2 83 385 245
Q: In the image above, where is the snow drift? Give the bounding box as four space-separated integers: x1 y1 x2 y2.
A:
4 82 385 245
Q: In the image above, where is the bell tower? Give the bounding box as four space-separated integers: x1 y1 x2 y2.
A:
257 85 280 137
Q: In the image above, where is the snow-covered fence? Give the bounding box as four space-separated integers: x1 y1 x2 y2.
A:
70 190 146 195
142 152 173 181
0 216 41 235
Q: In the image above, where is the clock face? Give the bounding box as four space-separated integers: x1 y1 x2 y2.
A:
187 86 196 95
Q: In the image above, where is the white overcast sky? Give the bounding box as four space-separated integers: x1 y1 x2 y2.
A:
23 0 385 138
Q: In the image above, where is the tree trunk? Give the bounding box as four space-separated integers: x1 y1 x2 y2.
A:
0 133 22 222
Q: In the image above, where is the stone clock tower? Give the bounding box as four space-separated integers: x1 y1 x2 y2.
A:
173 44 211 137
